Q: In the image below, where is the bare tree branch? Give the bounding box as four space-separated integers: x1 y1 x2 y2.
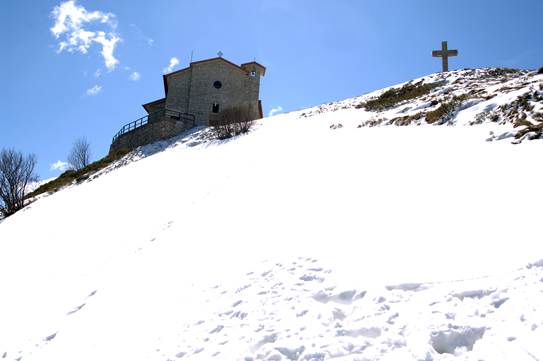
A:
67 136 92 171
0 148 39 218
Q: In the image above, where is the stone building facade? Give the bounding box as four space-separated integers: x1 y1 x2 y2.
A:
109 56 266 154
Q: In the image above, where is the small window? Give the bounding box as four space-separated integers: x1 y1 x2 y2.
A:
212 103 220 113
251 70 256 76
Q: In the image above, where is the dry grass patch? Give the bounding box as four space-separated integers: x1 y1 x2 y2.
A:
27 148 131 198
356 80 444 112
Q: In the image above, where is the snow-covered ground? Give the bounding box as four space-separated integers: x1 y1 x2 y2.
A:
1 68 542 361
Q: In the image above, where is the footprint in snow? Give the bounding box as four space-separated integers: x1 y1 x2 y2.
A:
44 332 58 342
66 303 85 315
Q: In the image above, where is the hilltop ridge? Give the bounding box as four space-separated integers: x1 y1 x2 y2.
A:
298 67 543 142
30 67 543 200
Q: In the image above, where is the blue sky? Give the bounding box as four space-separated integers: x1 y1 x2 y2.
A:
1 0 542 181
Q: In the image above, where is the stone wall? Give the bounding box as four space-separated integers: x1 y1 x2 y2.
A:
109 117 189 155
165 70 191 114
187 60 248 126
241 63 262 110
146 99 167 114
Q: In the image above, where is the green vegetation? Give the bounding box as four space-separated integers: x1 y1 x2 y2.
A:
514 119 533 128
357 117 389 128
356 80 444 112
533 112 543 122
387 112 424 126
488 68 520 76
426 94 469 124
513 108 543 140
514 123 543 140
27 147 131 198
498 93 539 125
473 88 542 129
470 109 495 125
515 93 534 111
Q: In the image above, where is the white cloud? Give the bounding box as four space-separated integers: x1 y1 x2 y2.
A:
129 72 140 81
130 24 154 46
50 160 71 171
50 1 120 71
93 31 120 71
93 69 101 77
82 85 102 98
163 57 179 74
268 106 283 116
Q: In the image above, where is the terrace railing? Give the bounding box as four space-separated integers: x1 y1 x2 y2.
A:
112 109 195 143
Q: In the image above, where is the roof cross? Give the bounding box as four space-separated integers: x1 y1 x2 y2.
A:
217 51 223 57
432 41 458 72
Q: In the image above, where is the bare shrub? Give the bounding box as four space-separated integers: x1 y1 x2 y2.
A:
67 136 92 170
209 106 256 139
0 148 39 218
210 113 237 140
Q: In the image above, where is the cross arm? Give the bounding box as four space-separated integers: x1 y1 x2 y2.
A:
432 50 458 58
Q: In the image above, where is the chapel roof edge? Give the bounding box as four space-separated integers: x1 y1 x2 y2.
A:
142 98 166 113
189 57 249 75
162 56 264 95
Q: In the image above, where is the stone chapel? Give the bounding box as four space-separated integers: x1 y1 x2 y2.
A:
109 56 266 154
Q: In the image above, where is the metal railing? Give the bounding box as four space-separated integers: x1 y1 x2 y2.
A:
112 109 195 143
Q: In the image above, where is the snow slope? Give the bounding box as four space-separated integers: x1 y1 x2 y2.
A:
1 68 542 361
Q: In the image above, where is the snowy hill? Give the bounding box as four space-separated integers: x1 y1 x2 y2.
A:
299 67 543 143
1 68 543 361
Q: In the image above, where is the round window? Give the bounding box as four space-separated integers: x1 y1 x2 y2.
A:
213 81 222 89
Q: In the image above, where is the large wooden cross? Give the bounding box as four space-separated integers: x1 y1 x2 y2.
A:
432 41 458 72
